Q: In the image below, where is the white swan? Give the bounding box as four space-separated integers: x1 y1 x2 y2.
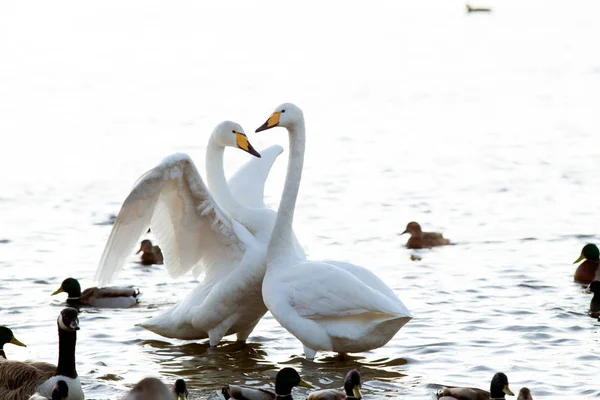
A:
255 103 412 360
94 121 303 345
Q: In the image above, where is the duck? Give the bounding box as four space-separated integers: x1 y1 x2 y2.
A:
573 244 599 283
0 327 26 359
436 372 514 400
51 277 140 308
400 222 450 249
95 121 303 346
29 380 69 400
0 307 84 400
466 4 492 13
517 387 532 400
222 367 312 400
307 369 362 400
137 239 164 265
255 103 412 360
125 377 188 400
589 281 600 318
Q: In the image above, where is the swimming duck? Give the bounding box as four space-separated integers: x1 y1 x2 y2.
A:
0 307 84 400
589 281 600 318
517 387 532 400
400 222 450 249
29 380 69 400
436 372 514 400
222 367 312 400
573 244 599 283
0 327 26 359
125 377 188 400
137 239 164 265
52 277 140 308
307 369 362 400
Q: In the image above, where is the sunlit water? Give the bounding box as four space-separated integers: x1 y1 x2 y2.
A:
1 0 600 398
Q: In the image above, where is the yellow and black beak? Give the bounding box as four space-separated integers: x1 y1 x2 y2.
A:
235 131 261 158
9 336 26 347
352 385 362 399
503 384 514 396
298 379 313 389
574 253 585 264
51 287 64 296
256 111 281 132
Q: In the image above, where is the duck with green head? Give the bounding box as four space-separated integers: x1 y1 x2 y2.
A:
307 369 362 400
573 244 599 284
52 277 140 308
222 367 312 400
436 372 514 400
0 327 26 359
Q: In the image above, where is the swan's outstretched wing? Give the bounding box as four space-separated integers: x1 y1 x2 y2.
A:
95 153 252 286
228 145 283 208
282 262 412 319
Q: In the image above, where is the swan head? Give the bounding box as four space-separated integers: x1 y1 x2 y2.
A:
213 121 261 158
255 103 303 132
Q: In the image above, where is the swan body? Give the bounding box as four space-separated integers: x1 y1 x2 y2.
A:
256 103 412 360
95 121 303 345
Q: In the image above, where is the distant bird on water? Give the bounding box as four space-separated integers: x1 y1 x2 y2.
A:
137 239 164 265
517 387 533 400
400 222 450 249
52 277 140 308
436 372 514 400
466 4 492 13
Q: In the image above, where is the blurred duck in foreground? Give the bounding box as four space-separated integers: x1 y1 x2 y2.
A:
573 244 599 284
0 307 84 400
29 380 69 400
307 369 362 400
0 327 26 359
222 367 312 400
589 281 600 318
52 277 140 308
517 387 532 400
137 239 164 265
400 222 450 249
436 372 514 400
125 377 188 400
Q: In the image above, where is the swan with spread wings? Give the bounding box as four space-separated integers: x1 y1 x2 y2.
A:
95 120 303 345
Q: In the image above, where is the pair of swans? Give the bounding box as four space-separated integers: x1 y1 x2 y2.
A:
95 103 412 359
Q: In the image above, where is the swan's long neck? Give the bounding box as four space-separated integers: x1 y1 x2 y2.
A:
206 138 243 219
267 120 305 264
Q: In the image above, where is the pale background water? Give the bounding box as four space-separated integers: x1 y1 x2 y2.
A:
1 0 599 398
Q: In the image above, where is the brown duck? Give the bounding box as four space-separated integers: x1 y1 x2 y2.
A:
0 308 84 400
436 372 514 400
517 387 532 400
0 327 26 359
400 222 450 249
125 377 188 400
137 239 164 265
573 244 599 284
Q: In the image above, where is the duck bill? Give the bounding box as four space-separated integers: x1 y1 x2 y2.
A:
255 111 281 132
177 393 187 400
136 246 143 254
9 336 26 347
353 386 362 399
51 287 64 296
503 385 514 396
298 379 313 389
573 253 585 264
400 229 408 235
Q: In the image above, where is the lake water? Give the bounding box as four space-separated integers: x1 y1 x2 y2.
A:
1 0 599 398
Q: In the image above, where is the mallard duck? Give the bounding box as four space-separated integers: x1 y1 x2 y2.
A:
436 372 514 400
0 307 84 400
307 369 361 400
136 240 164 265
52 277 140 308
0 327 26 359
29 380 69 400
517 387 532 400
125 377 188 400
589 281 600 317
573 244 599 283
400 222 450 249
222 367 312 400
